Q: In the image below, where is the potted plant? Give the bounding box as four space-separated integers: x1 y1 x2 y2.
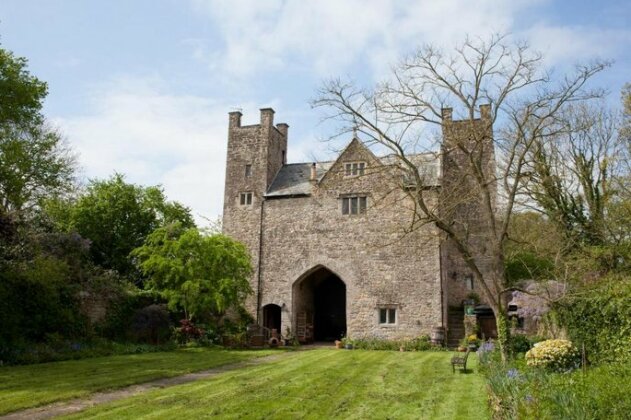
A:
341 336 354 349
467 334 480 350
335 339 343 349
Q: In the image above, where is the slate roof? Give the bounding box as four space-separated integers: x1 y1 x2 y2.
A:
265 161 334 197
265 153 440 198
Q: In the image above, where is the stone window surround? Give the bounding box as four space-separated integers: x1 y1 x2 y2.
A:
245 164 252 177
377 305 398 326
344 161 366 177
239 192 253 205
340 193 369 215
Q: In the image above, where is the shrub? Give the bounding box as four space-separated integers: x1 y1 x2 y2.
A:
131 304 172 344
97 289 164 341
0 337 176 365
553 276 631 363
343 335 435 351
173 319 204 344
525 339 580 371
510 334 531 354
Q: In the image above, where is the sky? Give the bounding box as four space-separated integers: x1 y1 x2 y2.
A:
1 0 630 226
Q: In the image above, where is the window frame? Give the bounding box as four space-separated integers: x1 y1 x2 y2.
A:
341 195 367 215
239 192 253 206
245 164 252 177
378 307 397 326
344 161 366 177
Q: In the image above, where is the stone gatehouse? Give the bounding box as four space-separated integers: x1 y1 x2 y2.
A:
222 107 495 343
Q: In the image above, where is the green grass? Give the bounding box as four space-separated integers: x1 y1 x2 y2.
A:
67 350 489 419
0 347 278 415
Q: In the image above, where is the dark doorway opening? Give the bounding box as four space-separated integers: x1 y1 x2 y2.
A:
263 304 281 333
314 274 346 341
475 305 498 339
293 267 346 342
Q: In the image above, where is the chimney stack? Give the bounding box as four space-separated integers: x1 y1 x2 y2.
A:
276 123 289 138
228 111 242 129
260 108 275 128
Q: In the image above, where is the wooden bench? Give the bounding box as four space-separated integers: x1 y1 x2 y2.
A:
451 349 471 373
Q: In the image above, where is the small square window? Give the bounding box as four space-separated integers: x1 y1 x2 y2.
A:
379 307 396 325
239 192 253 205
465 275 474 290
245 164 252 177
344 162 366 177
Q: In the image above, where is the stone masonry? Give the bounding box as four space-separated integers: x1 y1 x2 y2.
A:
222 107 494 341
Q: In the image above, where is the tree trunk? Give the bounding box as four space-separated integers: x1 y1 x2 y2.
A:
495 308 511 363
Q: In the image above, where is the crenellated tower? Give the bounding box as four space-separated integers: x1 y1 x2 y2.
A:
440 104 497 343
222 108 288 318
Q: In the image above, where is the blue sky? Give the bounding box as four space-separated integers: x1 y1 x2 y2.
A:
1 0 630 225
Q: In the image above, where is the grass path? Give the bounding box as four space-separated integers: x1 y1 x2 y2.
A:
65 350 489 419
0 347 278 416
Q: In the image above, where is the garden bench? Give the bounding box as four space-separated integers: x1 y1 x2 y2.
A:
451 349 470 373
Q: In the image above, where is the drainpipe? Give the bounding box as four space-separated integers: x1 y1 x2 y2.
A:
439 240 445 329
256 198 265 324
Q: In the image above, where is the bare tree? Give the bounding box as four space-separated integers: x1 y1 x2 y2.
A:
313 34 608 360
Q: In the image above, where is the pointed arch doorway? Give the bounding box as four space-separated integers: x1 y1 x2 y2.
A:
293 266 346 342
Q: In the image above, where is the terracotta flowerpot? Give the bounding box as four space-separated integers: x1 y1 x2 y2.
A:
335 340 343 349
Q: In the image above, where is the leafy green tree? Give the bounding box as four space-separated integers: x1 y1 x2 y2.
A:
0 125 75 214
0 46 75 214
132 223 252 322
52 174 195 280
0 47 47 128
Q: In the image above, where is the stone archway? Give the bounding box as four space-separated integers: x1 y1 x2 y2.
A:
292 266 346 342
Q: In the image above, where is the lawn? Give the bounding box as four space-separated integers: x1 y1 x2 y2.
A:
0 347 277 415
66 350 489 419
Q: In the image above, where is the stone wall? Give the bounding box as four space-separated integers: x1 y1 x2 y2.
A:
222 107 496 340
257 139 443 339
440 105 497 307
222 109 288 317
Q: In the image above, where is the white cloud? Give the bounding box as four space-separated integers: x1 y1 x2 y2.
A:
525 24 631 66
190 0 534 80
53 77 256 226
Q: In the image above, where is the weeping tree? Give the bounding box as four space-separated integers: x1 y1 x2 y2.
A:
525 104 624 248
132 223 252 323
313 34 608 360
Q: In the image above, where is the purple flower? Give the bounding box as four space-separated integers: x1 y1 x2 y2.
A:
507 368 519 379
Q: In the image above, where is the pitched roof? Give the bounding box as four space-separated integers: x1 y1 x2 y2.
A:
265 161 334 197
265 153 440 198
